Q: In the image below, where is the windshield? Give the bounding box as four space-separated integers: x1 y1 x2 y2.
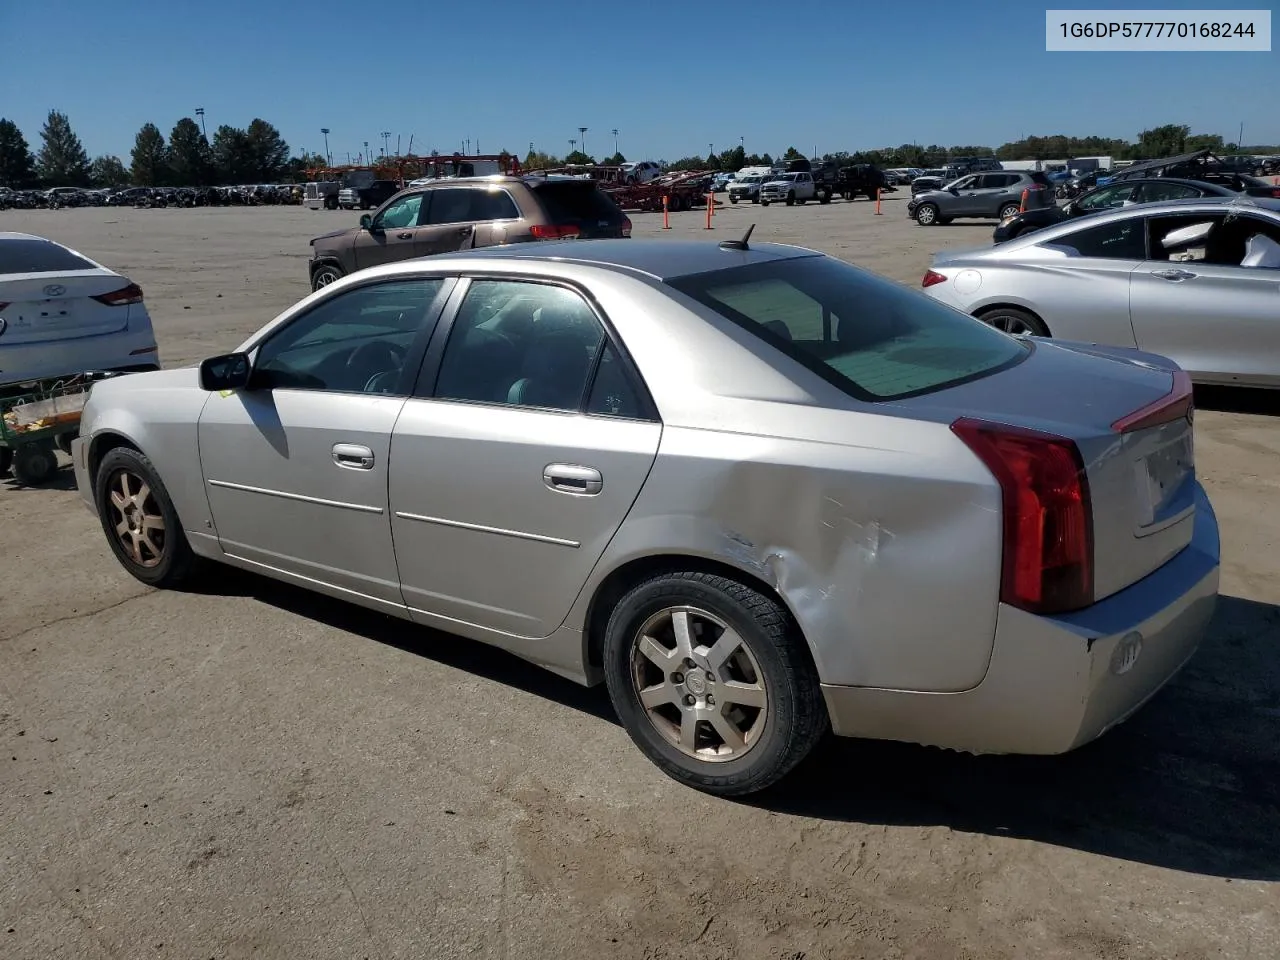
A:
668 256 1027 401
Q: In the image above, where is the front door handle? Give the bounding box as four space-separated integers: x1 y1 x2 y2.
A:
333 443 375 470
1153 268 1197 281
396 231 413 239
543 463 602 496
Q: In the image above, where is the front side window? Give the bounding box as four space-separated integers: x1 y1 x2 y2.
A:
1077 183 1138 211
1135 182 1199 203
253 279 443 393
1042 218 1147 259
432 280 605 411
667 256 1027 401
374 193 425 230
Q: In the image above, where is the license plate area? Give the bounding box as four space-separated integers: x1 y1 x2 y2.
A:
1134 433 1195 532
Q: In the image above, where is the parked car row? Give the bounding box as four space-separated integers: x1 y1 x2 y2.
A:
0 184 305 210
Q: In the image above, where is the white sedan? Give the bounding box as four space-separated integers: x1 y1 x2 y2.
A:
0 232 159 388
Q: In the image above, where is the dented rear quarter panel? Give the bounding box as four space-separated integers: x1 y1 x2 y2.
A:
571 414 1004 693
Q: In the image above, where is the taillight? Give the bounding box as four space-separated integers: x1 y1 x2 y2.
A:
621 216 632 238
952 417 1094 614
530 224 581 240
1111 370 1193 433
921 270 947 288
92 282 144 306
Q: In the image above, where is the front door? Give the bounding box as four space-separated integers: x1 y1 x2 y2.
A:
389 277 661 638
197 277 449 607
949 175 987 216
352 192 427 270
1130 212 1280 384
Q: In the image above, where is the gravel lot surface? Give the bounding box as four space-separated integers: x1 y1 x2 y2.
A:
2 196 1278 959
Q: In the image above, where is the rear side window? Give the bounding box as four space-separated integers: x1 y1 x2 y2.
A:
1029 172 1052 186
0 239 97 274
1043 219 1147 259
667 256 1027 401
531 182 623 224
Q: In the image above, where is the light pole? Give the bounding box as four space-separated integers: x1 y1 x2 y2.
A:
363 141 369 164
381 131 391 157
195 107 206 139
569 139 577 157
578 127 588 158
612 128 619 157
320 128 331 166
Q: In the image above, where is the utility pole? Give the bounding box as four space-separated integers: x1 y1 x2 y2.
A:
578 127 588 157
195 107 206 139
320 128 331 166
612 128 619 156
1238 121 1245 151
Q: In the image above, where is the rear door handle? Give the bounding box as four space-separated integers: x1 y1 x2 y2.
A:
543 463 602 496
333 443 375 470
396 231 413 239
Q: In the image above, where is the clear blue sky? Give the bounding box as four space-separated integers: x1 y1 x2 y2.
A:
2 0 1276 163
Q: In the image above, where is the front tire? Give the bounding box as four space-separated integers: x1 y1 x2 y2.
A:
785 192 795 206
602 571 828 796
95 447 200 589
914 202 939 225
311 263 343 291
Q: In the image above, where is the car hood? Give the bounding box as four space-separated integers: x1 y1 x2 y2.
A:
310 227 355 247
89 365 201 401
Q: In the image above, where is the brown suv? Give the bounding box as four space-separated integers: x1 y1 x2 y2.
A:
307 175 632 290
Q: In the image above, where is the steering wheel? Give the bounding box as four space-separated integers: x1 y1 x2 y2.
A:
345 340 405 392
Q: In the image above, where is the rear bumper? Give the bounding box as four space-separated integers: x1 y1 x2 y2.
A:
822 482 1220 754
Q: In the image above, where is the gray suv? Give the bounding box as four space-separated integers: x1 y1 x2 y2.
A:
308 176 631 290
908 171 1054 225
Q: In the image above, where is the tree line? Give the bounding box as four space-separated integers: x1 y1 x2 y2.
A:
532 126 1280 176
6 113 1278 191
0 110 321 190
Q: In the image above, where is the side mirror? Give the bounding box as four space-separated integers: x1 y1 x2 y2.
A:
359 214 373 230
199 352 252 392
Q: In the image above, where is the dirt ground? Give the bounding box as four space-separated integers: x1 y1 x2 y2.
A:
2 196 1278 960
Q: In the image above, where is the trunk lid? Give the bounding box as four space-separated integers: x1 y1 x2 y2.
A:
896 339 1196 602
0 270 134 344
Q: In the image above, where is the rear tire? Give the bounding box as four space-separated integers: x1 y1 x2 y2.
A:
998 203 1021 220
602 571 828 797
978 306 1049 338
95 447 200 589
11 444 57 486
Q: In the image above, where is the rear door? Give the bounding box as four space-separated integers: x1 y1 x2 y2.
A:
528 180 628 239
388 277 661 638
412 187 482 257
352 191 427 270
1130 212 1280 384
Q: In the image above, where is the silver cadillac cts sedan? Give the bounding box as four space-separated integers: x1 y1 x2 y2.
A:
72 237 1220 796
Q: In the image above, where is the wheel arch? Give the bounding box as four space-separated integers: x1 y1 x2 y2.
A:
973 302 1053 337
581 552 817 685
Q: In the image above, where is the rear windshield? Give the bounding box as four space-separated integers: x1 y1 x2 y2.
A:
667 256 1027 401
531 182 623 224
0 238 97 275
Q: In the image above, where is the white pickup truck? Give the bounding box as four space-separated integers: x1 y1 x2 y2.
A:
759 172 816 206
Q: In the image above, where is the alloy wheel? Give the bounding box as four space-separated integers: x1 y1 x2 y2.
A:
107 469 166 568
987 313 1036 336
629 606 768 762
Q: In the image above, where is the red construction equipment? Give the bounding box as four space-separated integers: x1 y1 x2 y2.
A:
305 153 523 187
